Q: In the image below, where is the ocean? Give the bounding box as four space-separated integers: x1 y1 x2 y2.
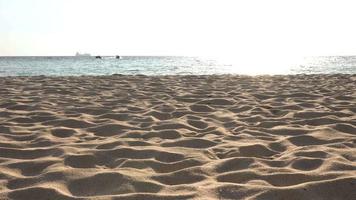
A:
0 56 355 76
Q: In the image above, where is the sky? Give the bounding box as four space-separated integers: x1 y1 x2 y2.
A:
1 0 356 58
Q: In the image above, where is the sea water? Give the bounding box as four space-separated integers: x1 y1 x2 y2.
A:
0 56 355 76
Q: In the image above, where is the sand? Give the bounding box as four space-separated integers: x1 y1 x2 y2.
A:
0 74 355 200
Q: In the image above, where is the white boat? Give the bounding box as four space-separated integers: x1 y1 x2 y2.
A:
75 52 91 57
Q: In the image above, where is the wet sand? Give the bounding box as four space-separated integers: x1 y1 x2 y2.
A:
0 74 355 200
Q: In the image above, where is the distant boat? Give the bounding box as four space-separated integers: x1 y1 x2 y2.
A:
95 56 102 59
75 52 91 57
115 55 121 59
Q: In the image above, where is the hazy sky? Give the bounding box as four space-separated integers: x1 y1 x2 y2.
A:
1 0 356 57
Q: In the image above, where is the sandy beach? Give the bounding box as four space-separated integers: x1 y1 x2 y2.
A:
0 74 355 200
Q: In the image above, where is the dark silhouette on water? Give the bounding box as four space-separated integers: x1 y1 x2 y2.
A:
95 56 102 59
116 55 121 59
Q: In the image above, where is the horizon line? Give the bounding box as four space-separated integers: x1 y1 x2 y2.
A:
0 55 195 57
1 54 356 57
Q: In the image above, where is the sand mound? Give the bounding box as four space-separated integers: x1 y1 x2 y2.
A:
0 75 355 199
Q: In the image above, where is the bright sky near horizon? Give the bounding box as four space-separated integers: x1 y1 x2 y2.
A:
1 0 356 58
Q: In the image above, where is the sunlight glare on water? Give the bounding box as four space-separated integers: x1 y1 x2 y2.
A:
214 55 307 75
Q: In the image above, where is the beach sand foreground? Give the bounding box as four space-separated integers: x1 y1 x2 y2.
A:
0 75 355 200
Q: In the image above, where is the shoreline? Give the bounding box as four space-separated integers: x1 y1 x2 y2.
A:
1 73 355 77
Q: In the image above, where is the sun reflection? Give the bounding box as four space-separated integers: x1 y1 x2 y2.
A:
214 55 305 75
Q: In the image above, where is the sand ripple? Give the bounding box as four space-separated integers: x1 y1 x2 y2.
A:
0 75 355 199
